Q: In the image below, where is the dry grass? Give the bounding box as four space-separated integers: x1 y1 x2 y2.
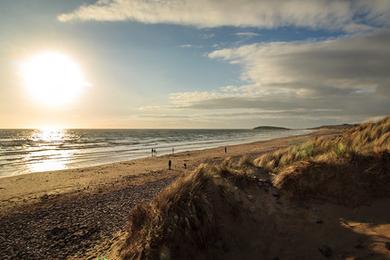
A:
119 164 260 259
256 116 390 204
120 164 216 259
254 117 390 171
273 152 390 205
120 160 265 259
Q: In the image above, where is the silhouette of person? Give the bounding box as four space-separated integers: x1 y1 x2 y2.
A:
184 163 187 169
224 146 227 153
168 160 172 170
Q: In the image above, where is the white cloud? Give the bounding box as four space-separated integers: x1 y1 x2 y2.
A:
169 30 390 122
179 44 203 49
235 32 260 37
208 30 390 89
179 44 193 49
58 0 390 31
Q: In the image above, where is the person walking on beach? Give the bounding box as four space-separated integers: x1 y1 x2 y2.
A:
168 160 172 170
184 163 187 169
224 146 227 153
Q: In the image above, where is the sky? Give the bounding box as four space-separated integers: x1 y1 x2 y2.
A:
0 0 389 129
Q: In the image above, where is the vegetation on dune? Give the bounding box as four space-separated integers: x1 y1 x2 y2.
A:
254 117 390 171
273 152 390 205
120 165 216 259
253 117 390 204
119 164 263 259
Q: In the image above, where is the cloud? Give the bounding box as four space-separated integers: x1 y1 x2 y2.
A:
169 30 390 123
178 44 203 49
179 44 193 48
208 31 390 89
58 0 390 31
235 32 260 37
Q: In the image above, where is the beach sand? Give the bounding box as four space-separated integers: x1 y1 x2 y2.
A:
2 129 388 259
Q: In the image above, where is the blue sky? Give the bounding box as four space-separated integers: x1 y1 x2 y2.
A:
0 0 389 128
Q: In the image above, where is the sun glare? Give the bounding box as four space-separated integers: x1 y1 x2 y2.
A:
19 51 89 106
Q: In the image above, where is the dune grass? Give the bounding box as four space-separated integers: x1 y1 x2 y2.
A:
119 163 263 259
252 117 390 204
253 117 389 171
273 151 390 205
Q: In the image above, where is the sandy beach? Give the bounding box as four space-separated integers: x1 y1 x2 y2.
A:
0 130 328 213
0 130 332 259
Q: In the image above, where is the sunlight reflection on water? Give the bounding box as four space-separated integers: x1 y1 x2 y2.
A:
27 128 71 173
32 128 65 142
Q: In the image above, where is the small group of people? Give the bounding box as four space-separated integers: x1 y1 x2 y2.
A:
155 146 228 170
151 147 175 157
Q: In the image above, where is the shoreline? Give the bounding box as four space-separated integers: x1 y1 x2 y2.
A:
0 129 334 214
0 129 311 178
0 129 312 179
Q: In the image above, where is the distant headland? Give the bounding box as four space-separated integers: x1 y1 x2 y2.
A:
253 126 291 131
308 123 356 130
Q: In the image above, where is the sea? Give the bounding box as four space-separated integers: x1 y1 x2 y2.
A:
0 128 310 177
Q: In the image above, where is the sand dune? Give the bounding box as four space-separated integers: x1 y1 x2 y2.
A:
116 117 390 259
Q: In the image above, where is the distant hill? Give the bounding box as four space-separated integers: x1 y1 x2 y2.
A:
253 126 291 131
308 123 356 130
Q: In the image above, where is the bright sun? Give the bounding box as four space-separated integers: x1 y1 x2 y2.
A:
19 51 89 106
